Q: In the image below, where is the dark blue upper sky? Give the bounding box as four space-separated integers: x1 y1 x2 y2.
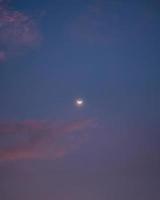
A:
0 0 160 199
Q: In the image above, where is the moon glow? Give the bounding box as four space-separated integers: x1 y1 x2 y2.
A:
75 98 84 107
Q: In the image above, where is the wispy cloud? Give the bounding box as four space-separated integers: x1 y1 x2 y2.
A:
0 2 41 61
68 1 108 44
0 119 94 161
68 0 121 45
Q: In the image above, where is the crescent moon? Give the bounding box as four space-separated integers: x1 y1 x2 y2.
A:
75 98 84 106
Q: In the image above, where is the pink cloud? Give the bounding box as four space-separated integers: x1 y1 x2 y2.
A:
0 3 41 60
0 119 94 161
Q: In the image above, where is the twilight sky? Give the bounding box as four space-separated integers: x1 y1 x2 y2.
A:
0 0 160 199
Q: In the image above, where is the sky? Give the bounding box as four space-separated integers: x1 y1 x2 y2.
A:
0 0 160 199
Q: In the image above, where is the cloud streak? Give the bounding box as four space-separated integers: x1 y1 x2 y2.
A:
0 119 93 161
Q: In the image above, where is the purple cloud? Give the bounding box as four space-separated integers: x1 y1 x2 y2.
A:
0 50 6 62
0 119 94 161
0 2 41 60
